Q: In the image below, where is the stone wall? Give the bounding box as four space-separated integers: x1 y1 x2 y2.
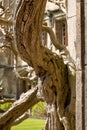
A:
0 52 17 99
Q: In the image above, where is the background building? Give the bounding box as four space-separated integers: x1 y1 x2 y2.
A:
0 0 76 100
0 0 29 99
0 0 76 120
2 1 87 130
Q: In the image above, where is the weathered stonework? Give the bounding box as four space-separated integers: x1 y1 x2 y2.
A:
76 0 87 130
84 0 87 129
76 1 83 130
67 0 76 62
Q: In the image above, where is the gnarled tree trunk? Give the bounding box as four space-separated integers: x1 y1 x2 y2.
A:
0 0 75 130
15 0 75 130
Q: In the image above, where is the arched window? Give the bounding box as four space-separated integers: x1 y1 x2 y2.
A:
55 20 68 46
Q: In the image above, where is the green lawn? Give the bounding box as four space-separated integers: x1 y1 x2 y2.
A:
11 118 46 130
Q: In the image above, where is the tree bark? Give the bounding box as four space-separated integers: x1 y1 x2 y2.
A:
14 0 75 130
0 0 75 130
0 87 40 130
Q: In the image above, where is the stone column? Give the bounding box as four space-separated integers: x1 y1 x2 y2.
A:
76 1 83 130
76 0 87 130
84 0 87 129
67 0 76 62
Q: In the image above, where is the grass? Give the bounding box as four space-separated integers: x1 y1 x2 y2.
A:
11 118 46 130
0 102 12 111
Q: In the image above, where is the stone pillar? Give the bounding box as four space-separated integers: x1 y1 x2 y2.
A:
76 1 83 130
84 0 87 129
67 0 76 62
76 0 87 130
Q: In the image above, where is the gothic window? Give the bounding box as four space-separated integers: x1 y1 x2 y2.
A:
55 20 62 45
55 20 68 46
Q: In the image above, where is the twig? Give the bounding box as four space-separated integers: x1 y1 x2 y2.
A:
12 112 29 126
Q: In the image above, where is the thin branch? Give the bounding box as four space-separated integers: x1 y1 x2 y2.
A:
14 70 32 83
42 25 65 50
0 18 13 26
12 112 29 126
42 25 69 55
5 33 38 83
14 69 37 83
0 45 11 49
0 7 9 17
0 3 5 10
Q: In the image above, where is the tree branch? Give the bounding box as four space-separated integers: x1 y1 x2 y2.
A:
0 3 5 10
42 25 69 55
15 0 47 69
0 7 9 17
12 112 29 126
0 87 40 126
14 70 35 83
0 18 13 26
